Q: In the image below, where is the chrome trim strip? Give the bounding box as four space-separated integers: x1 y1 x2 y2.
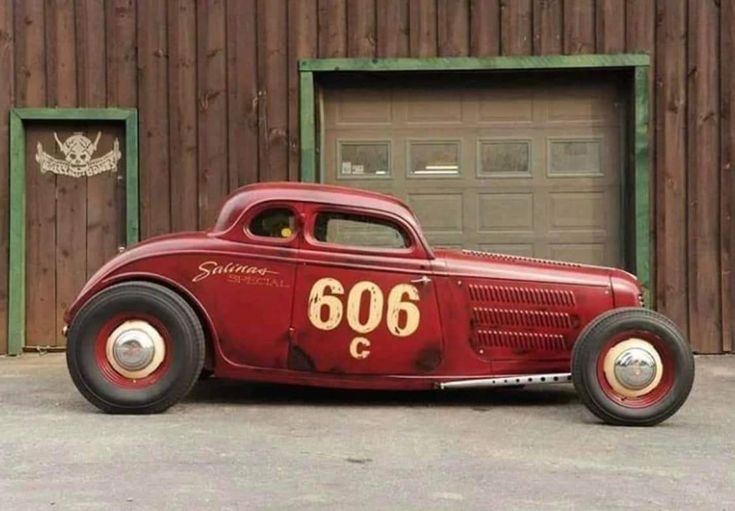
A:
438 372 572 389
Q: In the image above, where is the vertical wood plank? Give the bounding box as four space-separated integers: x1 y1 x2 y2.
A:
470 0 500 57
105 0 135 260
47 0 83 346
409 0 437 57
721 0 734 352
197 0 228 227
76 0 105 108
347 0 376 57
437 0 469 56
687 0 722 353
500 0 532 55
377 0 409 57
532 0 561 55
169 0 198 231
229 0 260 186
288 0 317 180
106 0 136 107
45 0 77 107
16 0 56 347
257 0 289 182
654 0 688 337
318 0 347 57
625 0 654 53
0 0 12 353
596 0 625 53
563 0 595 54
78 0 116 280
137 0 170 236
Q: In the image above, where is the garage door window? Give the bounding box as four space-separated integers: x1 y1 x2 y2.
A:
548 138 603 176
313 212 410 249
408 141 460 177
338 141 391 178
478 140 531 177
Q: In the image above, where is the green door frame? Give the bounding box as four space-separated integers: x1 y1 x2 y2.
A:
7 108 139 355
298 54 651 301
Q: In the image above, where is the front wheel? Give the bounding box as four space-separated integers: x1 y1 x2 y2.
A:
66 281 206 414
571 308 694 426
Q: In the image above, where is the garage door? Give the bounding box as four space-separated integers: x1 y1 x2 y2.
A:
321 75 624 267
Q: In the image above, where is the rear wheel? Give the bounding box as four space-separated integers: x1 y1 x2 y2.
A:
571 308 694 426
66 281 205 414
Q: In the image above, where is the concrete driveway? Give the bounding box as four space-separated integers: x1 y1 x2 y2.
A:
0 354 733 510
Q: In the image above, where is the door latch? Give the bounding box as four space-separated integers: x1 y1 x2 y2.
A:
410 275 432 286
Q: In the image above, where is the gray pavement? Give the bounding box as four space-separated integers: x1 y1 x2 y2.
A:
0 353 733 510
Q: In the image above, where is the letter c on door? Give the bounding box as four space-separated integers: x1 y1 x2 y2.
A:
349 337 371 360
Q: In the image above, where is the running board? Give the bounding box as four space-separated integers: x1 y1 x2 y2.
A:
437 373 572 389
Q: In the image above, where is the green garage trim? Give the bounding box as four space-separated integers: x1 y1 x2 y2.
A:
7 108 139 356
298 55 652 302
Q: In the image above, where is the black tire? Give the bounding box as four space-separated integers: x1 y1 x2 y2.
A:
571 307 694 426
66 281 206 414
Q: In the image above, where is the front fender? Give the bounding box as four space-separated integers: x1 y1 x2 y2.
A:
64 270 220 367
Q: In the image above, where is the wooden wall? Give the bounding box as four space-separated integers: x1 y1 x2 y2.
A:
0 0 732 354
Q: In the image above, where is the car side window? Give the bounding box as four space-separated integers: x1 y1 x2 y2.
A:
248 207 296 239
313 212 410 249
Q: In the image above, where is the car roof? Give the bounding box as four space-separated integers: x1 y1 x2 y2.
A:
213 181 420 232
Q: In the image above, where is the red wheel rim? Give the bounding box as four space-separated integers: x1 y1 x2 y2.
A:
596 330 675 408
94 313 172 389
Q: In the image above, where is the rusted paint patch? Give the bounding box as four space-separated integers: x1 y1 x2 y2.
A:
287 345 315 372
414 345 442 372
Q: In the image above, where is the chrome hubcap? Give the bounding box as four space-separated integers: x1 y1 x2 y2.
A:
603 338 663 398
613 347 657 390
106 320 165 379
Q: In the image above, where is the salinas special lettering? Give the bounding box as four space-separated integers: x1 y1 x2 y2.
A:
192 260 279 283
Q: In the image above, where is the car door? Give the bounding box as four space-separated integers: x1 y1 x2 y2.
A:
290 205 444 375
199 202 300 369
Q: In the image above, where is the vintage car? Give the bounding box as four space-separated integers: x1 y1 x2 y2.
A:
65 182 694 426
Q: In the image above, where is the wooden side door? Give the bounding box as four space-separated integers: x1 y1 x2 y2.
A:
25 122 126 350
289 206 444 375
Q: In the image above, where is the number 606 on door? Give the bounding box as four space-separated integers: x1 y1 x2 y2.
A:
307 277 421 359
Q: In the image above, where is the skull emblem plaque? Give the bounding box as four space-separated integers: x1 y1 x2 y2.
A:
36 131 122 178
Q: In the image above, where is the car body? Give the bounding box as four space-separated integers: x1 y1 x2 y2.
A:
65 182 694 425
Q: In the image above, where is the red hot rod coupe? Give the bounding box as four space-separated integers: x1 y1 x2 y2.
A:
65 183 694 426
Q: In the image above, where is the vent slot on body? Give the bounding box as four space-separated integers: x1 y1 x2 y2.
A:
475 330 568 351
468 284 576 307
467 283 577 355
473 307 573 329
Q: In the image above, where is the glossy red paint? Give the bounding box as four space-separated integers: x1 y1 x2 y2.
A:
65 182 645 390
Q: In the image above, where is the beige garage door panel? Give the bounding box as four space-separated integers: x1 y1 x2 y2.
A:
322 79 623 267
